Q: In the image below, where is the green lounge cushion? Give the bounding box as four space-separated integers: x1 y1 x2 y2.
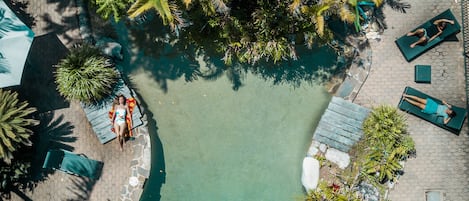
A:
395 9 461 61
43 149 103 179
415 65 431 83
398 86 467 135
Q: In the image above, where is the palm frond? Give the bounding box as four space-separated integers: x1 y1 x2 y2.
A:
55 44 118 104
0 89 38 164
289 0 302 13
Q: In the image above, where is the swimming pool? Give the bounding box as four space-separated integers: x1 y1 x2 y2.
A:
114 22 338 201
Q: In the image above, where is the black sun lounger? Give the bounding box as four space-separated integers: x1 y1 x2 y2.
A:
395 9 461 62
398 86 467 135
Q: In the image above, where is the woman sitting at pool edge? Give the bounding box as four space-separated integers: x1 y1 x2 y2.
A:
407 18 455 48
402 94 456 124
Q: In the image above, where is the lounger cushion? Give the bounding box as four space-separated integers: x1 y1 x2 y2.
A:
42 149 103 179
395 9 461 61
414 65 431 83
398 86 467 135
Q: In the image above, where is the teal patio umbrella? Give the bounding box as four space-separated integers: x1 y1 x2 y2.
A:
0 0 34 88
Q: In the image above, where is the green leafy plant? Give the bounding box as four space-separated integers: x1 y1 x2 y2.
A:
55 44 118 104
314 154 327 167
90 0 135 22
360 105 414 184
305 181 361 201
0 89 39 164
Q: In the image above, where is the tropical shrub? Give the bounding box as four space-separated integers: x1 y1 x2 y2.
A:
90 0 135 22
0 89 38 164
90 0 410 65
360 105 415 184
55 44 118 104
305 181 361 201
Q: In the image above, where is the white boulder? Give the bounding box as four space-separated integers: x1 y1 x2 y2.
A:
325 148 350 169
301 157 320 192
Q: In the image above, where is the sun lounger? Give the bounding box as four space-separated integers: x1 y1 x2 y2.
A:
42 149 103 179
81 78 144 144
395 9 461 61
398 86 467 135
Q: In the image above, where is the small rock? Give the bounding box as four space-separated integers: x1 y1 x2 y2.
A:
301 157 320 192
96 37 123 60
325 148 350 169
319 143 327 153
129 176 139 187
137 167 150 178
365 31 381 40
307 146 319 156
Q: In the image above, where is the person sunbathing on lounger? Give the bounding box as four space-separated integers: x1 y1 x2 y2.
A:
407 19 455 48
111 95 132 151
402 94 456 124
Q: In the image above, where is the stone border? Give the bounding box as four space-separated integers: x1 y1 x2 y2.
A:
74 1 152 200
120 108 152 201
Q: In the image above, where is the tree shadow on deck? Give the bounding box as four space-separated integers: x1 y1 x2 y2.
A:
65 176 98 201
17 33 70 113
30 111 76 181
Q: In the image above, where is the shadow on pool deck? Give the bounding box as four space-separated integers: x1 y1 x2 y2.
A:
17 33 70 113
30 111 76 180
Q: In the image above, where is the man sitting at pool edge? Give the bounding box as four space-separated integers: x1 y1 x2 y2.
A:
402 94 456 124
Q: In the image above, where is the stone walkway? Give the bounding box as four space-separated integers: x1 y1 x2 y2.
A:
354 1 469 200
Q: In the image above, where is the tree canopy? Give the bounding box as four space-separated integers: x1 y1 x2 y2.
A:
92 0 409 64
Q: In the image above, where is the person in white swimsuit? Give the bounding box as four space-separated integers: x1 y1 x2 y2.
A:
111 95 132 151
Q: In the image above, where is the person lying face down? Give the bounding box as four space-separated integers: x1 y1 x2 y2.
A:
406 18 455 48
402 94 456 124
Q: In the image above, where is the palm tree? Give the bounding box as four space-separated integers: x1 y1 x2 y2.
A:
0 89 39 164
54 44 118 104
90 0 135 22
127 0 180 30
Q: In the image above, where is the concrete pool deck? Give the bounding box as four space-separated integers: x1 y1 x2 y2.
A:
7 0 469 201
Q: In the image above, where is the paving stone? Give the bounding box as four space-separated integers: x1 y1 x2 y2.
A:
354 1 469 201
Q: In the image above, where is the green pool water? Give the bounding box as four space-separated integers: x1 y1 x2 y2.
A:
114 21 338 201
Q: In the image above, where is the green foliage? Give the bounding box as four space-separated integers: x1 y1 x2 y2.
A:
0 90 38 164
127 0 183 31
89 0 409 65
90 0 135 22
314 154 327 167
360 105 415 184
0 159 30 194
54 44 118 104
304 181 361 201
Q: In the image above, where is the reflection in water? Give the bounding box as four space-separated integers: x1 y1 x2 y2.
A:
114 16 343 92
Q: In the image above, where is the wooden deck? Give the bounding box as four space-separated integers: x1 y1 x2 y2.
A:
81 78 144 144
312 96 370 152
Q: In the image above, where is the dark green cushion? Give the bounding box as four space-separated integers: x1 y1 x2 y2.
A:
398 86 467 135
43 149 103 179
395 9 461 62
414 65 431 83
